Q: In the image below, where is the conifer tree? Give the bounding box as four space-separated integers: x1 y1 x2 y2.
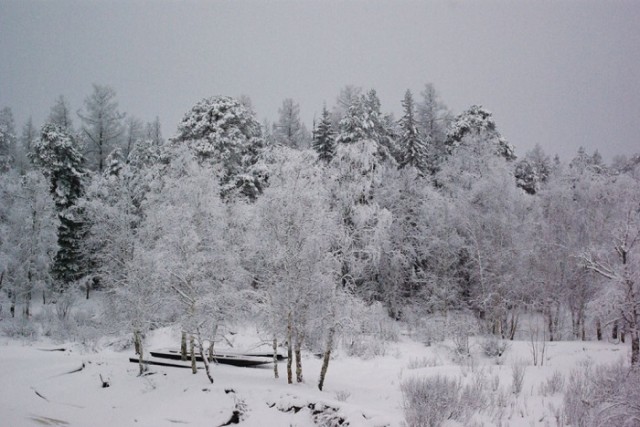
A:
30 123 86 291
446 105 515 161
0 107 17 173
398 90 428 173
273 98 306 149
48 95 74 133
174 95 265 201
312 106 335 163
78 84 125 173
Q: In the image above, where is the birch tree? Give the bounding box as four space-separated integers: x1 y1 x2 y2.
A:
581 172 640 365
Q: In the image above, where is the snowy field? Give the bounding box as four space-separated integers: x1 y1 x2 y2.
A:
0 325 632 427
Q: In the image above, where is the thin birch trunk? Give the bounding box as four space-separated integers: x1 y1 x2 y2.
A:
134 330 146 376
190 335 197 374
295 331 304 383
181 331 187 361
318 325 335 391
287 313 293 384
272 336 279 379
196 329 214 384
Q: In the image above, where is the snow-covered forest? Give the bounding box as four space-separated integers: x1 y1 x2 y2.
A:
1 83 639 426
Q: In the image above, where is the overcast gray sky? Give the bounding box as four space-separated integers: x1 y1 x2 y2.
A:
1 0 639 161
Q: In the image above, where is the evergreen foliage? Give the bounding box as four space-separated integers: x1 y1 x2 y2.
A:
174 95 266 201
446 105 515 161
0 107 17 173
30 123 86 290
398 90 428 173
312 106 335 163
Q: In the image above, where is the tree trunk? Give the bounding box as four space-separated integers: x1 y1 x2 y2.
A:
287 314 293 384
318 325 335 391
612 320 619 340
134 330 142 355
190 335 197 374
508 310 519 340
196 330 214 384
631 332 639 366
134 330 146 376
25 291 31 318
295 331 304 383
86 281 90 300
181 331 187 361
596 318 602 341
10 291 15 318
272 336 279 379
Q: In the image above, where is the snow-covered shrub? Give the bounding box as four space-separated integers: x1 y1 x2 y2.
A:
345 335 387 359
510 360 526 395
334 390 351 402
480 335 510 358
54 291 76 321
538 370 565 396
404 310 447 346
342 301 399 359
1 317 37 339
564 360 640 427
401 375 463 427
461 369 490 413
407 356 440 369
447 313 478 358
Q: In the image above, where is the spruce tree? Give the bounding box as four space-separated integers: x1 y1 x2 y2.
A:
0 107 17 173
174 95 265 201
30 123 86 291
398 90 428 173
312 106 335 163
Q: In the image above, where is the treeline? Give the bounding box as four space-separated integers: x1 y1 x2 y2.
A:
0 83 639 382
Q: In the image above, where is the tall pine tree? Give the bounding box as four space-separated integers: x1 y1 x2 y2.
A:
312 106 335 163
398 90 428 173
30 123 86 291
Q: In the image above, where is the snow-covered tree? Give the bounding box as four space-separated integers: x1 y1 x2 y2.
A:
398 89 428 174
78 84 126 173
273 98 308 149
162 159 248 380
48 95 74 133
437 142 533 335
312 106 335 163
245 147 341 384
0 107 17 173
515 147 550 195
122 116 144 160
335 89 397 162
144 116 163 147
446 105 515 161
0 170 58 317
30 123 87 291
417 83 451 151
173 95 266 201
15 117 38 174
581 171 640 365
331 85 363 129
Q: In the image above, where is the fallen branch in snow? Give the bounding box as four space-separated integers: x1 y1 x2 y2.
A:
64 363 85 375
99 374 110 388
32 388 49 401
37 348 66 352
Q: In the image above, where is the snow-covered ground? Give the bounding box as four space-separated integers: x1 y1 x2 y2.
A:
0 325 631 427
